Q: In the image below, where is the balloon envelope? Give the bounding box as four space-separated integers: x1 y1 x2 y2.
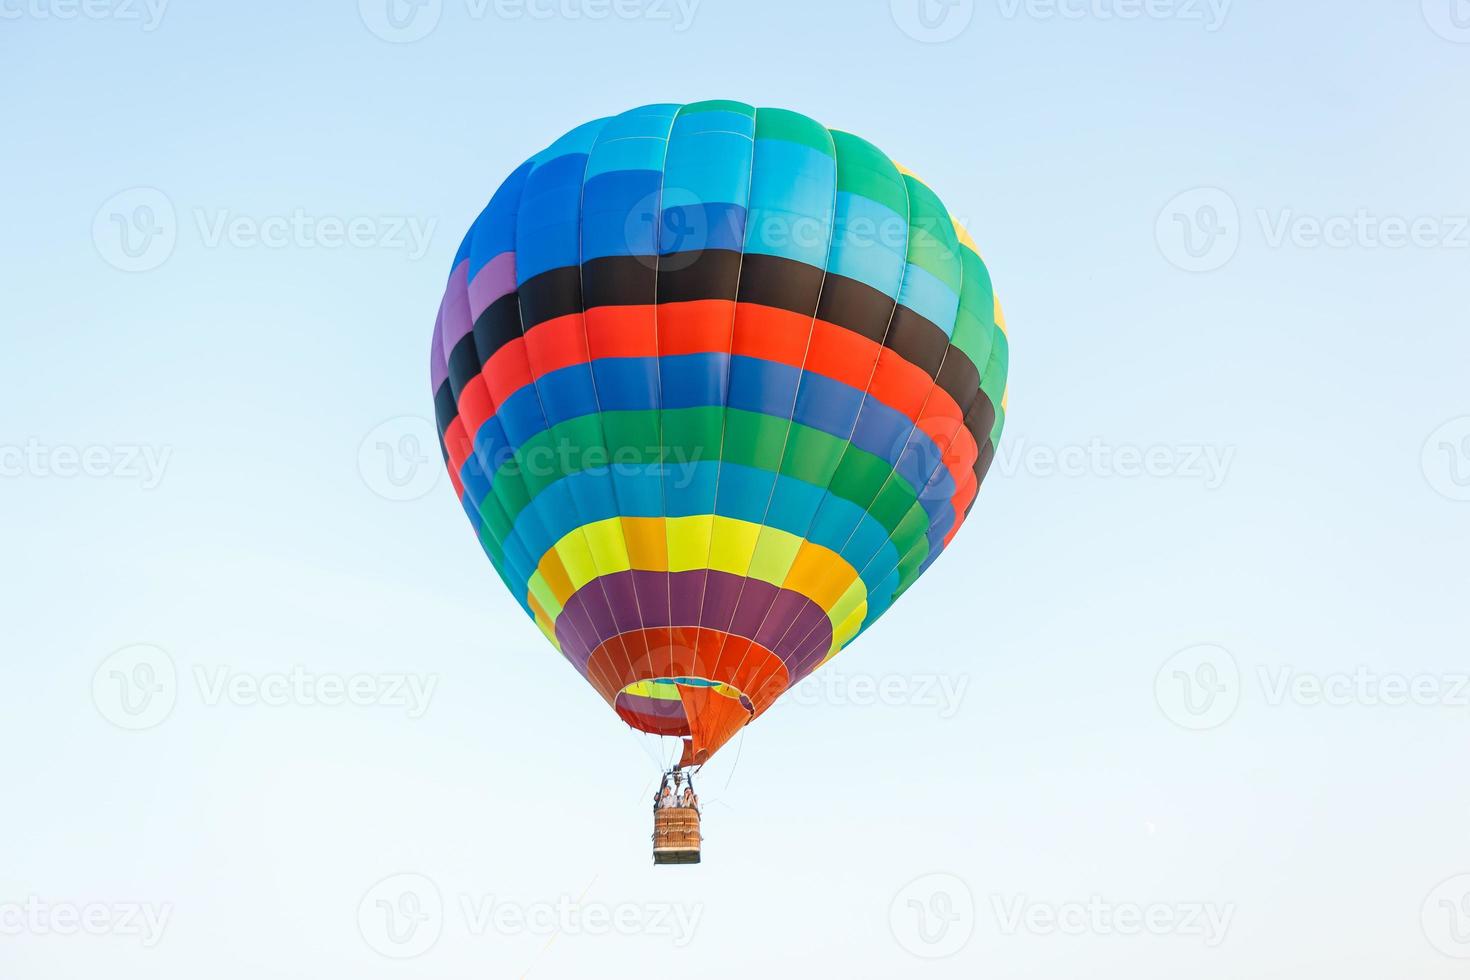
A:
431 101 1009 763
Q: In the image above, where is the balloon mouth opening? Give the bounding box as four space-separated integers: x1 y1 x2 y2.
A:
617 676 751 704
614 678 756 763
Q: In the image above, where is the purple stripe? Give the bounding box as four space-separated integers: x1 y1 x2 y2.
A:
618 692 685 720
439 259 474 350
468 251 518 320
430 307 448 391
555 569 833 677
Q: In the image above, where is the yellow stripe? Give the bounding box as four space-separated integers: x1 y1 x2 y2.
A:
526 515 867 642
621 679 744 700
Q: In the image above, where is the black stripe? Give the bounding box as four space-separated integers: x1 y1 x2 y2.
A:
966 440 997 517
446 331 481 400
582 254 656 309
470 292 524 365
936 344 981 413
517 266 582 327
963 391 997 457
434 380 458 440
738 252 826 313
814 273 894 345
885 306 949 377
656 249 743 304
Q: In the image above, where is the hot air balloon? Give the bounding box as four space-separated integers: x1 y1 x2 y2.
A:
430 101 1009 862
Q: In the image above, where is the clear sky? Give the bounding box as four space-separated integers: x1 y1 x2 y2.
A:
4 1 1469 977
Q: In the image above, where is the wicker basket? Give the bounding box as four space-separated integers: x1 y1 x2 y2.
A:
652 808 701 865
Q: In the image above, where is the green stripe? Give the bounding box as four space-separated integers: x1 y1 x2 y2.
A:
680 99 755 117
831 131 908 217
950 248 996 369
902 176 963 292
754 109 835 158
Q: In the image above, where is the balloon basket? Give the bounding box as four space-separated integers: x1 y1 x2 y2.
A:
652 807 702 865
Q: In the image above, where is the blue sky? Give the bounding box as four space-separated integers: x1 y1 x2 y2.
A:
4 1 1469 977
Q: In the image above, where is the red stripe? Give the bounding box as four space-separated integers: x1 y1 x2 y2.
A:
660 299 735 355
586 305 658 358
